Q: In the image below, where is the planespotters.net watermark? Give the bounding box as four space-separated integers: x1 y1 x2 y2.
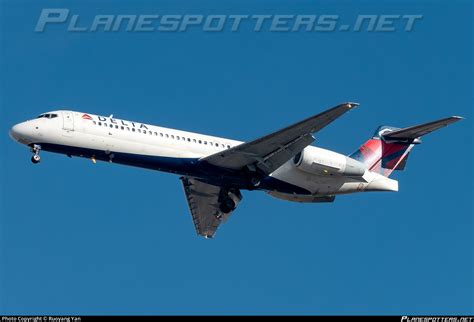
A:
401 317 474 322
34 9 423 33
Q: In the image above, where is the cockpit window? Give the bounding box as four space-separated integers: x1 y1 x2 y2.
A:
37 113 58 119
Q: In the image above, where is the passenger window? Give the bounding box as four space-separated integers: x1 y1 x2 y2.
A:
165 134 169 138
110 124 113 128
126 127 130 131
198 140 202 144
93 121 97 125
115 125 119 129
227 145 231 149
132 128 136 132
138 129 141 133
171 135 174 139
204 141 207 145
187 138 191 142
98 122 102 126
193 139 197 143
160 133 163 137
121 126 124 130
154 132 157 136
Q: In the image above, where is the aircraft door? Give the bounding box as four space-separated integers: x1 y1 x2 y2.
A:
62 111 74 131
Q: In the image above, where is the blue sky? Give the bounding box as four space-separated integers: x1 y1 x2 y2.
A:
1 0 472 315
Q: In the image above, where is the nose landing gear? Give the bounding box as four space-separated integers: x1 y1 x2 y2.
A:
30 144 41 164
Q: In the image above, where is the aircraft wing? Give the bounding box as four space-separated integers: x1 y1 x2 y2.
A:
180 177 242 238
200 102 358 175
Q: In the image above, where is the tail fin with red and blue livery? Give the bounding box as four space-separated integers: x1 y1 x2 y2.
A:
350 116 463 177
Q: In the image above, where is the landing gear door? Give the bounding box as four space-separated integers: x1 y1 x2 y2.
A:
62 111 74 131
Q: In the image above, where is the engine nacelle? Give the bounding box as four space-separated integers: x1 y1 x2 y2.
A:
293 147 366 177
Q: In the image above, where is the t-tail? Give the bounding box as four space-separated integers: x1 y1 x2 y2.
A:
350 116 463 177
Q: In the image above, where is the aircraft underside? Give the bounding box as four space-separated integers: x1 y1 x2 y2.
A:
35 142 312 195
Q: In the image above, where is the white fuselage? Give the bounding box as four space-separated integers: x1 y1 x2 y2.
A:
9 110 398 201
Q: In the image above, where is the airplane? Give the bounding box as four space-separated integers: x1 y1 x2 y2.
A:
9 103 463 238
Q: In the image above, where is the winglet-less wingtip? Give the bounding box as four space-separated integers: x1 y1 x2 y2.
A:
345 102 359 109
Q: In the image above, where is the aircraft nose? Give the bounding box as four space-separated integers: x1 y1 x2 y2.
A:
9 122 29 142
10 124 20 141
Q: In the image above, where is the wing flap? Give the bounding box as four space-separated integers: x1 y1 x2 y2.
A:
253 133 315 174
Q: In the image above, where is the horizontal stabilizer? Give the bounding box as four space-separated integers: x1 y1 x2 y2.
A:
383 116 463 140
